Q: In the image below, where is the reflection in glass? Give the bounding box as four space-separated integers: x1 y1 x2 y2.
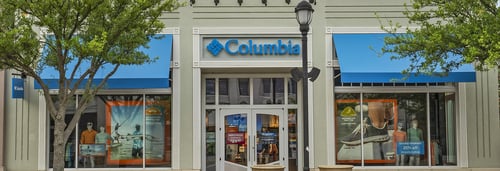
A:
102 95 144 167
335 93 446 166
145 95 171 167
239 79 249 96
256 114 280 164
363 93 428 166
79 95 118 168
430 93 457 166
288 109 298 171
50 94 171 169
334 93 362 166
224 114 248 166
219 78 250 105
206 79 215 105
253 78 284 104
288 79 297 104
205 109 217 171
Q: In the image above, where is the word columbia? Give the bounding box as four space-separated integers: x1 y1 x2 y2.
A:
207 39 301 56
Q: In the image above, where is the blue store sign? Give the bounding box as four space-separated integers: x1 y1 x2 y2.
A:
12 78 24 99
205 38 301 58
397 141 425 155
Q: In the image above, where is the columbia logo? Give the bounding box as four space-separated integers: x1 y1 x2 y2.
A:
207 39 224 56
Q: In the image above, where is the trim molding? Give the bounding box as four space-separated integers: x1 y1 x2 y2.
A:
325 28 335 165
195 27 307 35
458 83 469 167
329 27 419 34
37 92 47 170
171 27 181 170
0 70 4 170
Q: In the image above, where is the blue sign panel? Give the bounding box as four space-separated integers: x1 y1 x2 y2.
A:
12 78 24 99
397 141 425 155
260 132 277 144
207 38 301 56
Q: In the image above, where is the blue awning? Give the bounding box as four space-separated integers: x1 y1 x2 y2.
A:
333 33 476 83
35 34 173 89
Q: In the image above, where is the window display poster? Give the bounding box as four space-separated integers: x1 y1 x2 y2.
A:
225 114 247 132
226 132 245 144
145 104 166 160
397 141 424 155
106 101 169 165
79 144 106 156
260 132 277 144
335 99 398 164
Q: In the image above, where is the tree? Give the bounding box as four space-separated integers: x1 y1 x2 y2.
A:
0 0 182 170
381 0 500 75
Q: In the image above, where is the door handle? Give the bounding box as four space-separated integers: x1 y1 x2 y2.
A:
254 135 257 163
252 135 256 150
248 135 252 163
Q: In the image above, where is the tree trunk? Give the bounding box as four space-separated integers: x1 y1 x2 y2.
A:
52 116 67 171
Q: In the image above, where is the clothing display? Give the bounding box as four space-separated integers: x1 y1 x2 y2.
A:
393 125 406 166
95 127 111 144
407 128 423 142
95 132 111 144
81 129 98 144
393 131 406 150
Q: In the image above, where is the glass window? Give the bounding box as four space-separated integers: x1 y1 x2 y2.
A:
429 93 457 166
239 78 249 96
363 93 427 166
253 78 284 105
205 109 216 171
335 93 433 166
288 79 297 104
219 78 250 105
80 95 143 168
334 93 361 166
145 95 172 167
334 92 459 167
50 94 172 169
206 79 215 105
288 109 298 170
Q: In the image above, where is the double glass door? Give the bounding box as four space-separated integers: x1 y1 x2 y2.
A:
220 108 285 171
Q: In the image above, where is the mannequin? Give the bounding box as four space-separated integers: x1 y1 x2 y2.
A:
80 122 97 168
407 119 423 166
95 126 112 164
393 123 406 166
95 126 112 144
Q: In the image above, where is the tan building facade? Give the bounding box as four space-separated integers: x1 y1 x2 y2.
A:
2 0 500 171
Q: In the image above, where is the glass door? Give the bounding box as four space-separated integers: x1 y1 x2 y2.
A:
220 109 250 171
219 109 285 171
253 109 285 167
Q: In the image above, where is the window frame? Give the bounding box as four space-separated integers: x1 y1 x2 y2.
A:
45 90 173 169
332 85 460 167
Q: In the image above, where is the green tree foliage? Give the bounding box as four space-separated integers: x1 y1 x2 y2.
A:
0 0 183 170
382 0 500 75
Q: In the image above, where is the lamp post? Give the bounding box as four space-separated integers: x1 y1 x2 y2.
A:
294 1 316 171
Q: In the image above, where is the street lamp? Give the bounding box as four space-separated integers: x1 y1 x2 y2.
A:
293 1 318 171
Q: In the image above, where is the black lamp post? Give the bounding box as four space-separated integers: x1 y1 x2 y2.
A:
293 1 318 171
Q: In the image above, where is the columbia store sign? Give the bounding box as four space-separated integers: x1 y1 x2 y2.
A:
203 37 302 61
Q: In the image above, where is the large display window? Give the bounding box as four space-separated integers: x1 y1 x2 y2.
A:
334 93 457 167
49 94 171 169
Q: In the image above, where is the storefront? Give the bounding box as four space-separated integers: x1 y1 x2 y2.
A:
2 1 500 171
328 30 477 168
32 30 181 170
194 27 309 171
